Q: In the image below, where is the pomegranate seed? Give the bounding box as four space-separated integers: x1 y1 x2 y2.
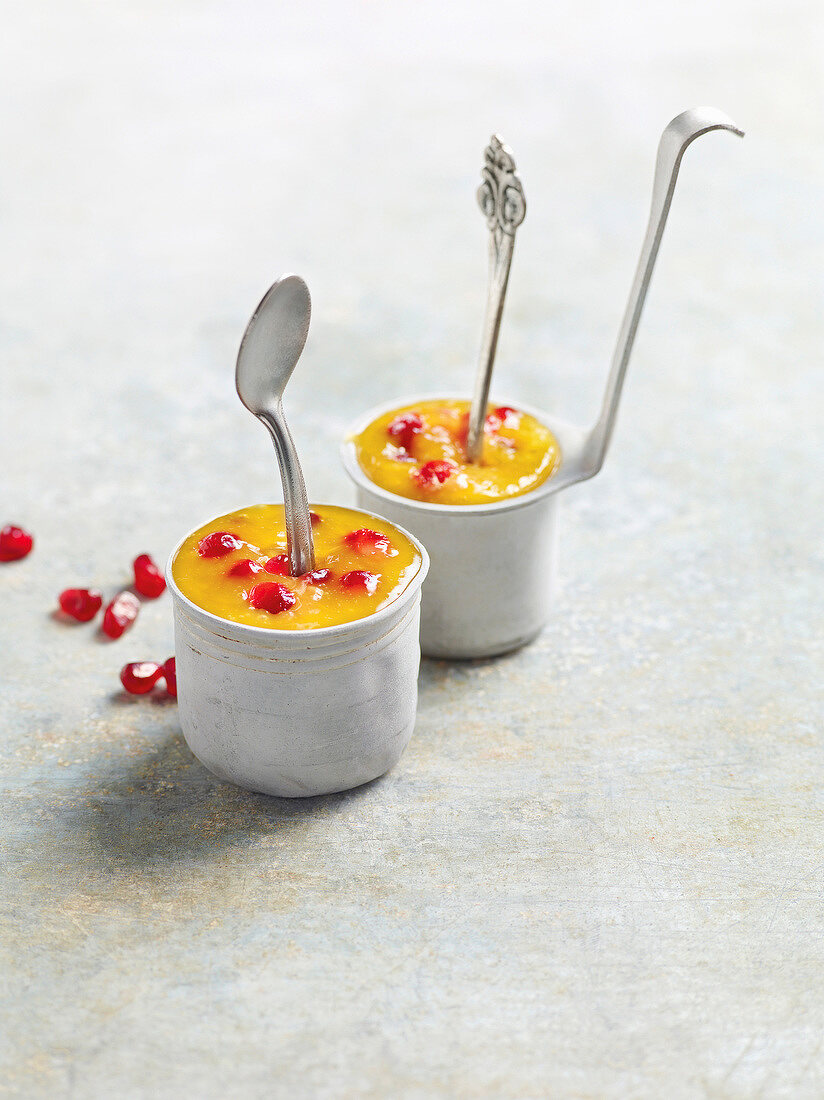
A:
493 405 520 426
120 661 162 695
102 591 140 639
304 568 332 585
264 553 291 576
133 553 166 598
340 570 379 595
387 412 424 453
343 528 395 556
248 581 297 614
228 558 263 578
0 525 33 561
58 588 103 622
309 511 322 527
414 460 456 489
162 657 177 698
197 531 242 558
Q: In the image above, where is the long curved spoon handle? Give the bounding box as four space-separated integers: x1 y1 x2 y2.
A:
580 107 744 478
466 135 526 464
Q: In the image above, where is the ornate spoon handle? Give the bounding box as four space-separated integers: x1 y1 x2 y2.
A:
466 135 526 464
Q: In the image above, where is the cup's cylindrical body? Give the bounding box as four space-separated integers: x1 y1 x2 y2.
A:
167 514 429 798
341 396 561 660
344 487 558 659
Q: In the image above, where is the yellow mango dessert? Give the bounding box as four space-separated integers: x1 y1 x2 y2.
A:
172 504 423 630
352 399 560 505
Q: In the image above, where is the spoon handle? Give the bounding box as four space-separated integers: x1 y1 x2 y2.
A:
259 405 315 576
466 135 526 464
582 107 744 477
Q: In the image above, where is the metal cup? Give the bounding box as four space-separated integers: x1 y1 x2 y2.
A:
341 395 560 660
167 506 430 796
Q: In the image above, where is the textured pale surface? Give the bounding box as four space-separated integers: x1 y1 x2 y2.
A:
1 1 823 1097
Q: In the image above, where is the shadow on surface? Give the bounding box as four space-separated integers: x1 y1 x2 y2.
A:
74 732 378 868
418 647 524 692
68 650 526 869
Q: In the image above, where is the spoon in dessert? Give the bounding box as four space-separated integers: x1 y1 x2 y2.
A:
236 274 316 575
541 106 744 492
466 134 527 464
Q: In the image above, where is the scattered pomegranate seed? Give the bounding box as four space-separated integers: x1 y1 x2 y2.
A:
162 657 177 698
304 568 332 585
58 588 103 622
133 553 166 598
414 460 456 489
120 661 162 695
340 570 379 595
102 591 140 639
0 525 33 561
248 581 297 614
309 511 322 527
387 412 424 453
343 528 395 556
197 531 242 558
264 553 291 576
228 558 264 578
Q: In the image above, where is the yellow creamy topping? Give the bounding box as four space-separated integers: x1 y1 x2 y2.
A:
353 399 560 505
172 504 422 629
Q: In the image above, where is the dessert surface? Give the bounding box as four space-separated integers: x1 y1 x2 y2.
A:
353 399 561 505
172 504 422 629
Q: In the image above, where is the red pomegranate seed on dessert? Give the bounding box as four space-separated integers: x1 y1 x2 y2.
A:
120 661 162 695
493 405 520 427
228 558 263 578
133 553 166 598
343 527 394 556
0 525 33 561
248 581 297 614
309 511 322 527
305 568 332 585
387 412 424 453
197 531 242 558
264 553 291 576
102 591 140 639
340 570 379 595
414 460 456 489
58 588 103 622
162 657 177 698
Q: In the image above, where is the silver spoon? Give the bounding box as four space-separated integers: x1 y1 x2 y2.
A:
542 106 744 492
466 134 527 464
235 274 316 575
